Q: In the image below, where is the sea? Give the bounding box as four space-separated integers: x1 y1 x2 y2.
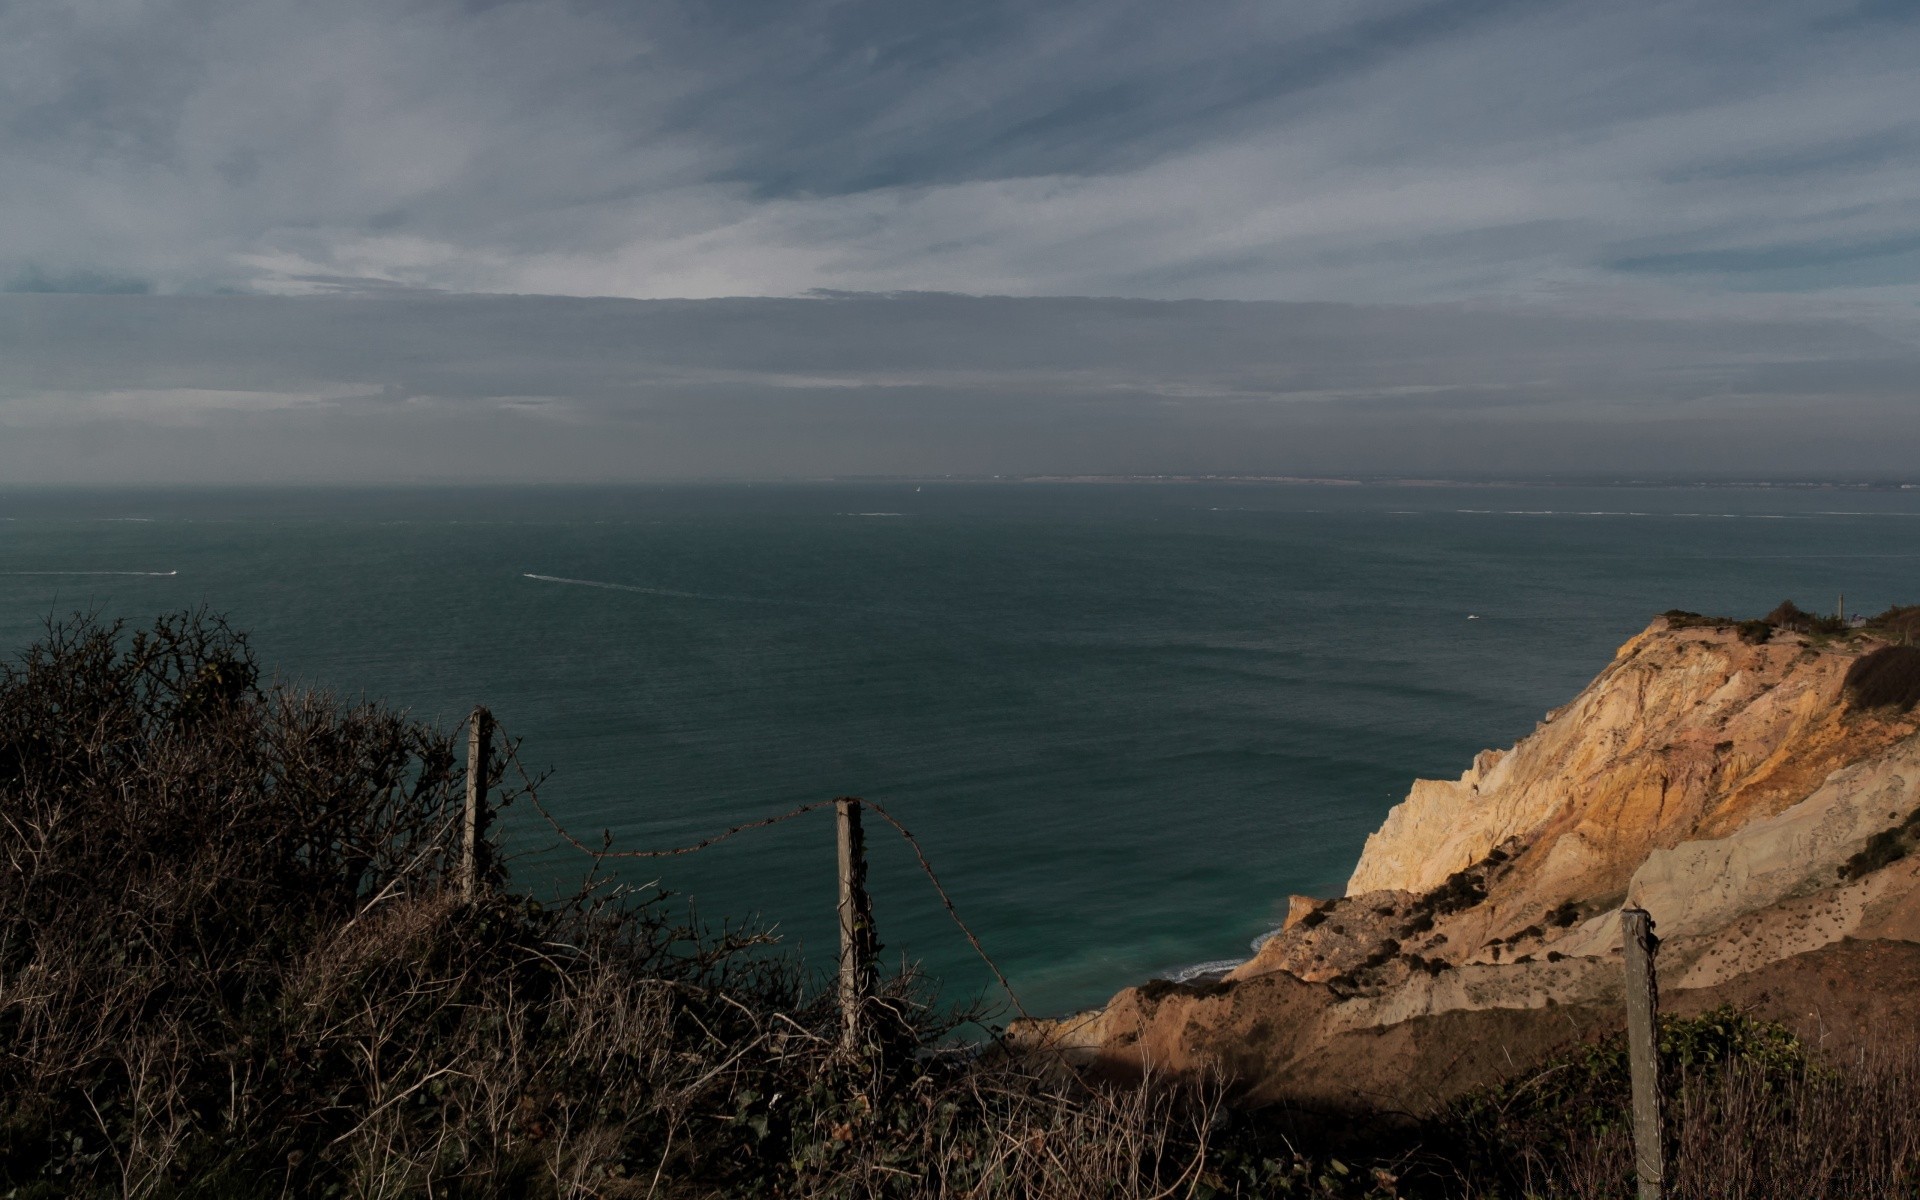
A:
3 482 1917 1021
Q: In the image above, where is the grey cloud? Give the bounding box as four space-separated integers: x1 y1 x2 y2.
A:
2 291 1917 483
5 266 152 295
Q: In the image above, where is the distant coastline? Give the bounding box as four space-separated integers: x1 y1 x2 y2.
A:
921 474 1920 490
8 474 1920 494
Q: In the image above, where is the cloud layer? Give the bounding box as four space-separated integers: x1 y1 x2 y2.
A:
6 0 1920 308
5 291 1917 482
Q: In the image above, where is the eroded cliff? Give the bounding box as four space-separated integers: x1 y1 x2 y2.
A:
1022 612 1920 1109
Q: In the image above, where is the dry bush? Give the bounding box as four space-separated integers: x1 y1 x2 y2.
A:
1662 1050 1920 1200
1845 645 1920 713
1762 600 1847 636
1486 1052 1920 1200
0 612 1225 1199
1865 605 1920 645
1436 1012 1920 1200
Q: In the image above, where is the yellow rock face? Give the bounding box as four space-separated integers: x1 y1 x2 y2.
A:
1347 617 1918 924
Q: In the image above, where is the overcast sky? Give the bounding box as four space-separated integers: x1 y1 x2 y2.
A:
5 0 1920 481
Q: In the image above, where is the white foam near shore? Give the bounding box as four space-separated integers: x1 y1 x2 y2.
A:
1249 925 1286 954
1165 958 1244 984
1160 922 1296 985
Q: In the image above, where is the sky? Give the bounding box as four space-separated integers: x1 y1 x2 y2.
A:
4 0 1920 481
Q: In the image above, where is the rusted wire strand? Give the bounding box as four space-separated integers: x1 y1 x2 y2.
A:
528 787 839 860
857 796 1035 1026
487 718 833 859
490 721 1032 1022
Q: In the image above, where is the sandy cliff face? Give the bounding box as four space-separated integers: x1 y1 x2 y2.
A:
1022 616 1920 1108
1348 619 1912 907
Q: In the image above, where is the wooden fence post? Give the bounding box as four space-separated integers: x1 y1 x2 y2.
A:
1622 907 1665 1200
836 797 877 1055
462 706 492 901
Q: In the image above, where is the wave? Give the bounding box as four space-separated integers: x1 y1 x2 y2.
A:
839 512 904 518
1155 916 1310 986
2 570 176 576
1163 958 1244 985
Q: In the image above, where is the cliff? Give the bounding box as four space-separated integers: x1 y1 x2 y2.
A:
1022 613 1920 1109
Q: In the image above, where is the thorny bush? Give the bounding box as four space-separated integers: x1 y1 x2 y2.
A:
0 612 1225 1199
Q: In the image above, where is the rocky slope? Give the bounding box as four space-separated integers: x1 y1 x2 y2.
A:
1021 611 1920 1110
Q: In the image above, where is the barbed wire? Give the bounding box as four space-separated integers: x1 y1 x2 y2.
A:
531 789 842 860
855 797 1033 1025
490 720 1034 1025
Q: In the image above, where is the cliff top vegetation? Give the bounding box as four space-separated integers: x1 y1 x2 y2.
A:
1661 599 1920 647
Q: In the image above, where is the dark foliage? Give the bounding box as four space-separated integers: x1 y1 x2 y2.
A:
1433 1010 1920 1199
1442 1008 1810 1165
1660 610 1734 631
1841 803 1920 880
1866 605 1920 644
1412 865 1489 918
1764 600 1847 636
1664 603 1854 641
1845 645 1920 713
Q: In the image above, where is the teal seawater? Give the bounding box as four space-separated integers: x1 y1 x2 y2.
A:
3 483 1918 1019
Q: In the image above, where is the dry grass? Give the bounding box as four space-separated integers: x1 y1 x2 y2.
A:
1486 1050 1920 1200
1434 1013 1920 1200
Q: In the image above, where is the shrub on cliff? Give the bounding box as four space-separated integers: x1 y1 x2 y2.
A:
1845 645 1920 713
1659 611 1774 642
1665 602 1861 642
1432 1009 1920 1199
1443 1006 1797 1190
1765 599 1847 636
1866 605 1920 645
1660 609 1733 631
1443 1008 1811 1149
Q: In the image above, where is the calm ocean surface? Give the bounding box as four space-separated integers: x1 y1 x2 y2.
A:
4 482 1918 1018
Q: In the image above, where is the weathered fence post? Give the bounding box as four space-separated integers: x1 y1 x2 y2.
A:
462 706 492 901
836 796 877 1055
1622 907 1665 1200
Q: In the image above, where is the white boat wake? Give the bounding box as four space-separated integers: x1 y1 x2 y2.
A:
523 573 786 607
